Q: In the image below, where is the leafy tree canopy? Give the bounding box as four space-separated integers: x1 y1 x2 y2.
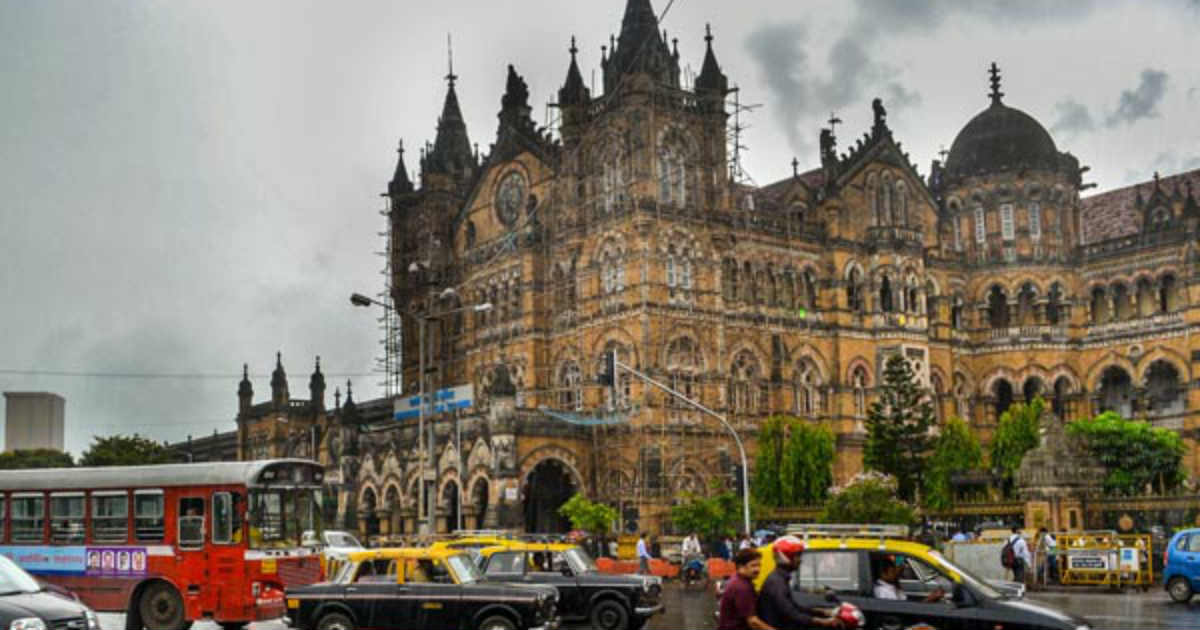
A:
752 415 835 508
670 490 744 539
557 493 618 534
79 434 173 467
820 472 915 526
864 354 935 502
1068 411 1186 496
0 448 74 469
991 397 1043 495
923 416 983 510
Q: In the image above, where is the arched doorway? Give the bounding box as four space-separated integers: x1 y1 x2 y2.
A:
442 481 460 534
523 459 577 534
993 379 1014 420
471 478 489 529
361 487 379 537
1098 366 1133 417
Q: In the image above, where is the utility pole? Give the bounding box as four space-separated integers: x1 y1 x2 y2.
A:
600 351 752 536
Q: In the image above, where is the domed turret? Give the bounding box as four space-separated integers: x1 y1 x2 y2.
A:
944 64 1062 183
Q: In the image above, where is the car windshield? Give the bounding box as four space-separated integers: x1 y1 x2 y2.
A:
928 551 1003 600
325 531 362 548
447 553 482 584
248 488 323 549
565 547 598 574
0 555 41 594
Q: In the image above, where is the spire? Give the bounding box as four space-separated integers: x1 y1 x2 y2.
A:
270 352 288 406
309 356 326 411
989 62 1004 106
695 23 728 96
559 36 591 106
603 0 680 93
238 363 253 412
423 37 475 178
1184 181 1199 218
388 139 414 196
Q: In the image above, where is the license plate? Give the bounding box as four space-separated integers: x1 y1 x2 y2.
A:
286 599 299 609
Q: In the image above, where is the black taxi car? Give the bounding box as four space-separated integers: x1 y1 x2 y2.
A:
284 548 559 630
0 555 100 630
477 543 663 630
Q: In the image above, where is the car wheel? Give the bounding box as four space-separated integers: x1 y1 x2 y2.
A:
139 582 186 630
477 615 517 630
1168 577 1193 603
590 600 630 630
316 612 355 630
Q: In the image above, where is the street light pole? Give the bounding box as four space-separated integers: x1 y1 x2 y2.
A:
609 356 752 537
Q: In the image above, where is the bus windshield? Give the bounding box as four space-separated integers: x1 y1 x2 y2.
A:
248 488 323 548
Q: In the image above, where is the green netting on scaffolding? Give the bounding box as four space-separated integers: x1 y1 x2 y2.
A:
538 406 631 426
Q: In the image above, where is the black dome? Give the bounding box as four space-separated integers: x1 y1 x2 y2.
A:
945 101 1060 181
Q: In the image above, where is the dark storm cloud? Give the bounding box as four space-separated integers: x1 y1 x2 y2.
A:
744 23 811 155
1106 69 1169 127
1051 99 1097 136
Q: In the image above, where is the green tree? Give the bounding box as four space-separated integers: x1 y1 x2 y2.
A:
1068 411 1186 496
557 493 617 534
79 434 172 467
864 354 935 502
923 416 983 510
751 416 786 507
780 421 835 505
991 397 1044 496
820 473 915 525
670 490 743 539
0 448 74 469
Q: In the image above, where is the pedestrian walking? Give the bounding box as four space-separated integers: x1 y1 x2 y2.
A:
636 532 652 575
1003 526 1032 582
1037 527 1058 584
717 548 774 630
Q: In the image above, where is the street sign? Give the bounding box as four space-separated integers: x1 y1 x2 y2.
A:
394 384 474 420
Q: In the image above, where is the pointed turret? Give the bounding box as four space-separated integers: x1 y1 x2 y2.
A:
422 72 475 180
602 0 680 94
309 356 326 412
388 139 414 197
270 352 288 408
695 24 728 96
238 363 253 414
559 37 590 106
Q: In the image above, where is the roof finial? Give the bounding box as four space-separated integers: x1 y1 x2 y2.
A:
989 62 1004 105
792 157 800 178
705 23 713 45
938 145 949 162
315 355 321 370
1154 171 1161 188
397 138 404 155
828 112 842 135
569 35 578 58
445 33 457 88
242 364 249 379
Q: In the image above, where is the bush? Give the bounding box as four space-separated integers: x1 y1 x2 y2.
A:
820 472 915 525
557 493 617 534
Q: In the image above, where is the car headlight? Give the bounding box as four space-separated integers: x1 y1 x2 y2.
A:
10 619 46 630
85 611 100 630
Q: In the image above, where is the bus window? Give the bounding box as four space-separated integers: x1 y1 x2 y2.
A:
92 492 129 544
11 494 45 543
213 493 232 544
134 490 164 542
50 493 85 544
179 498 205 549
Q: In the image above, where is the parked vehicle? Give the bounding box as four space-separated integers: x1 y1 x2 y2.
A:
285 547 559 630
477 542 663 630
0 459 325 630
0 554 101 630
1164 527 1200 602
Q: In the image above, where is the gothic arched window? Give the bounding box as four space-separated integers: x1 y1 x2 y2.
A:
558 361 582 410
729 351 761 414
852 367 869 418
794 361 823 417
847 268 864 313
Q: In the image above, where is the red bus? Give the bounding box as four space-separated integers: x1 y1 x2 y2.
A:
0 459 326 630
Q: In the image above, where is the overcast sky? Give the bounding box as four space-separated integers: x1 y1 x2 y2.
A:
2 0 1198 454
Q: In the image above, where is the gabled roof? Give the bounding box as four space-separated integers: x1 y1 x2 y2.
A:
1080 168 1200 244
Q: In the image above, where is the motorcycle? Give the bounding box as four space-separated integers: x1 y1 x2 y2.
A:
681 554 708 588
822 589 866 629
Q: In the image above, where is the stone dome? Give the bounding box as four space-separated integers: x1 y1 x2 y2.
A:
945 100 1061 182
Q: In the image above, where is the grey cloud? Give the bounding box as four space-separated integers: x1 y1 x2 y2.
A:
850 0 1097 33
745 23 812 156
1051 99 1096 136
1106 69 1169 127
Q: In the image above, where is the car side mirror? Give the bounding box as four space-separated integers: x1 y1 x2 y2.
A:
951 583 975 608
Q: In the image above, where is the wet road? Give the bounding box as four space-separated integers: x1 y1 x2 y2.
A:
98 585 1200 629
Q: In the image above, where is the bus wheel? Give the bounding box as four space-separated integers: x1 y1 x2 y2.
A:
139 582 185 630
316 613 354 630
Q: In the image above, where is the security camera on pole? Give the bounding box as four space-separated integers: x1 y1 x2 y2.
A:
598 350 752 536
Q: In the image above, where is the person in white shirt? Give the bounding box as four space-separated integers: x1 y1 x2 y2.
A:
681 532 702 559
1037 527 1058 583
950 528 969 543
875 555 944 602
1008 527 1032 582
636 532 652 575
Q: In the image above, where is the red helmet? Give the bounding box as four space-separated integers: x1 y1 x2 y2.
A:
773 535 805 564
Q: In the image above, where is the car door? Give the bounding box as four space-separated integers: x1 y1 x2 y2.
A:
1185 534 1200 591
408 558 460 629
863 553 967 630
346 559 403 628
535 551 584 615
788 550 871 618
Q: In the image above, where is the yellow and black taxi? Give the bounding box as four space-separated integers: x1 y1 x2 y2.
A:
284 548 560 630
737 525 1091 630
477 542 663 630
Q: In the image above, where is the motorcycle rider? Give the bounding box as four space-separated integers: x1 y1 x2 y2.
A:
757 536 844 629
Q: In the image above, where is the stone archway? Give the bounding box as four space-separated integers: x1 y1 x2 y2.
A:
442 480 460 534
470 477 490 529
522 458 579 534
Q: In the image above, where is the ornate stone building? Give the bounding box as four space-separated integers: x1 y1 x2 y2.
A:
238 0 1200 537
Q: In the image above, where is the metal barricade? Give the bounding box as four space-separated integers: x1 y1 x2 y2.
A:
1057 530 1154 588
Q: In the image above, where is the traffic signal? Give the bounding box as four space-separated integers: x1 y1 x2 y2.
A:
732 463 745 497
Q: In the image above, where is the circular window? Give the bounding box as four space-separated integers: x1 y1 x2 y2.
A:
494 171 527 227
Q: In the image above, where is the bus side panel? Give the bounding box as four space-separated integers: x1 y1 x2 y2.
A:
49 575 139 613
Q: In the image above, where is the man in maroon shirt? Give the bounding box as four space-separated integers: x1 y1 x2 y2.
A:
718 548 775 630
